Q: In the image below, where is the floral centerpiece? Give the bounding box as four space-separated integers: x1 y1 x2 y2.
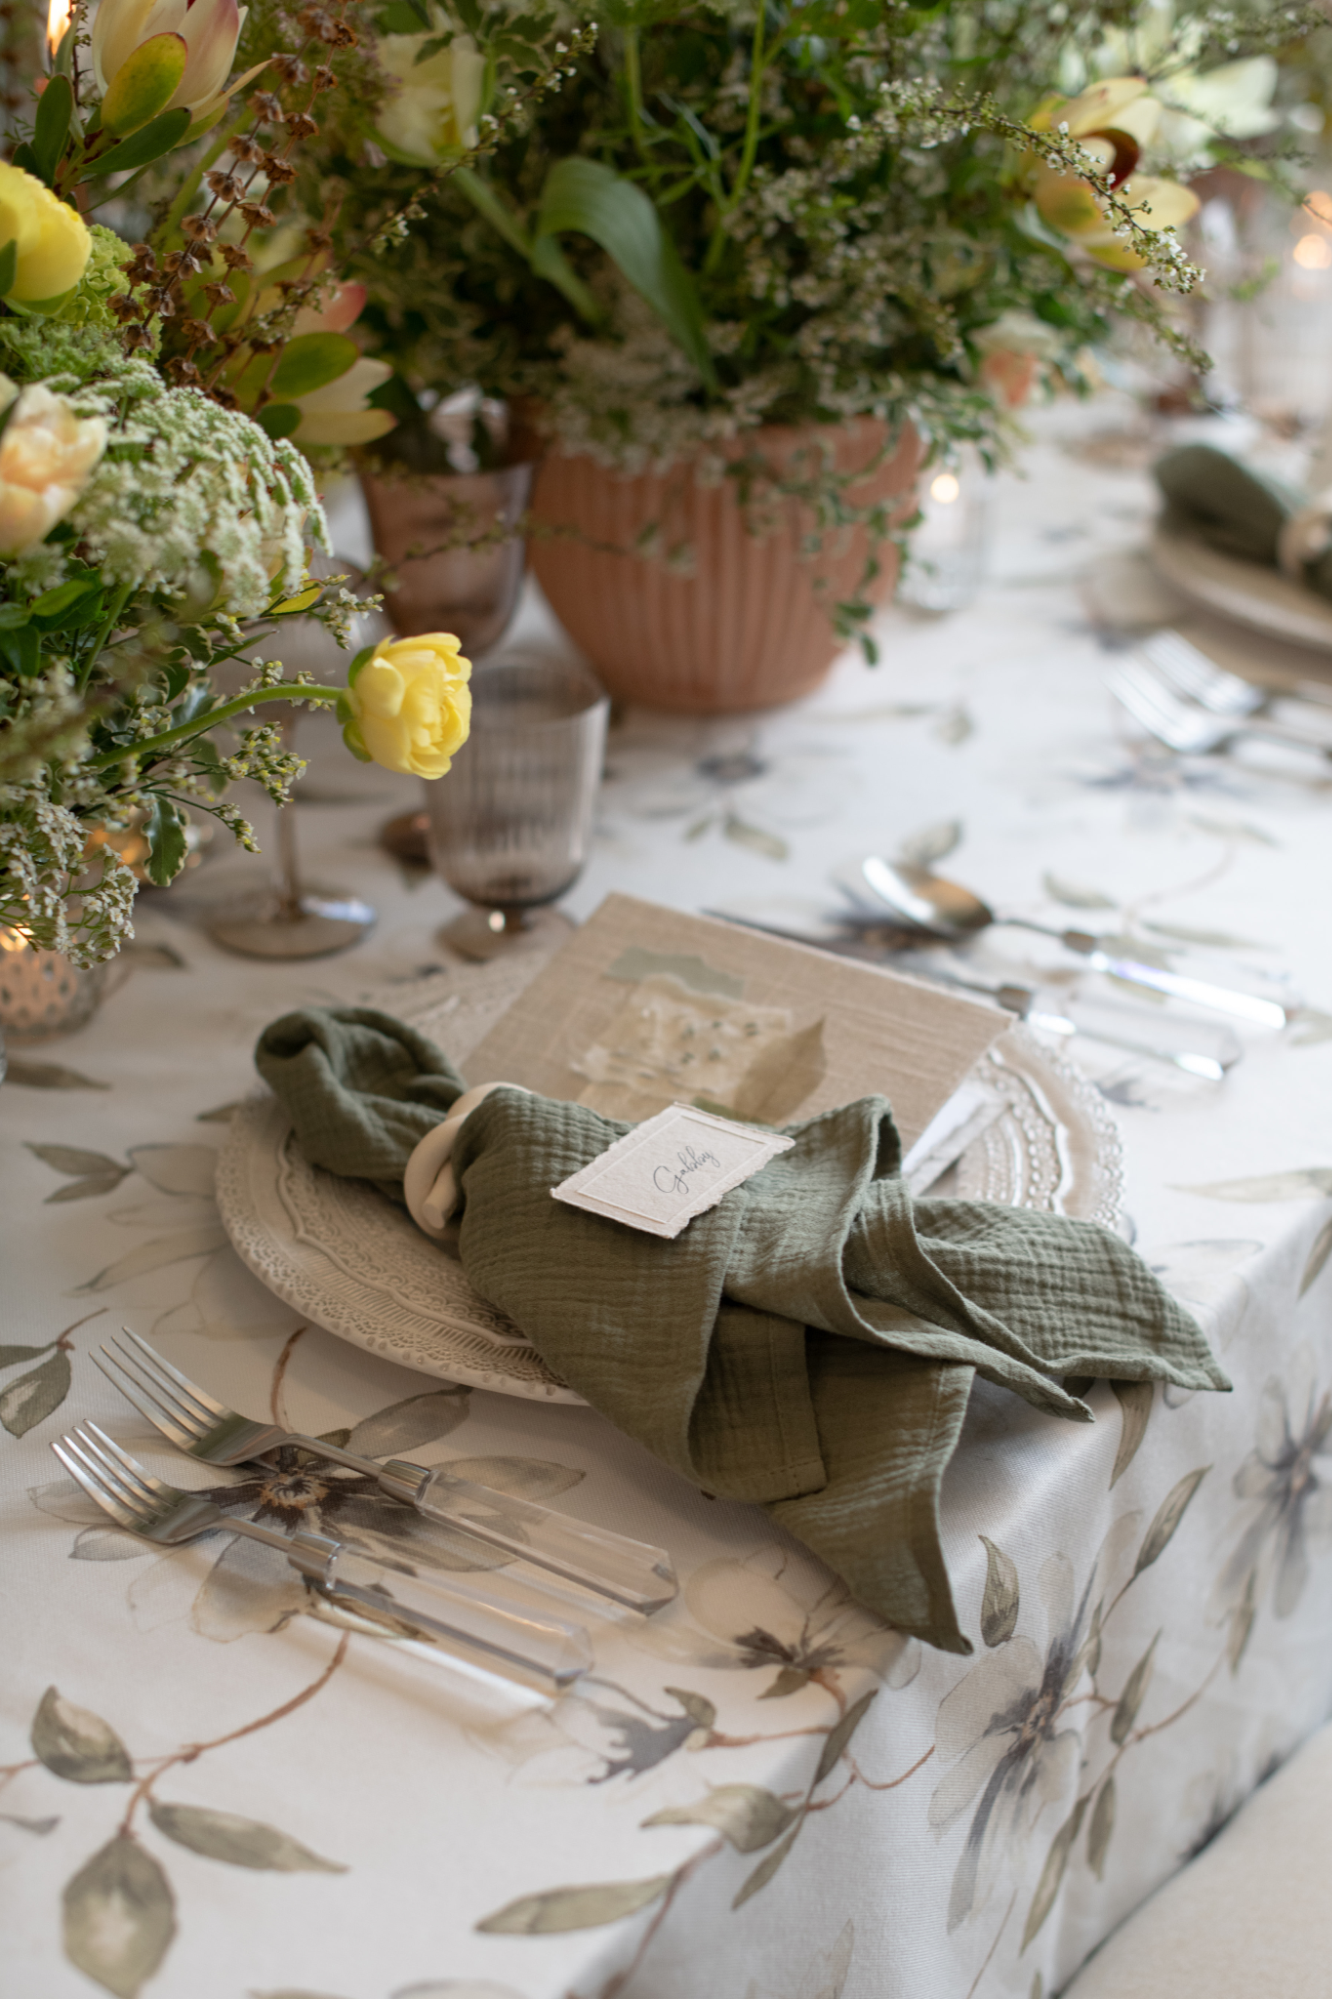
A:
0 0 557 971
318 0 1325 709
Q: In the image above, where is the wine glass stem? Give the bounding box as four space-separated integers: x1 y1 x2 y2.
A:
273 803 302 922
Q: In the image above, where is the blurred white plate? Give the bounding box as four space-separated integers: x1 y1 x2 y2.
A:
1149 525 1331 654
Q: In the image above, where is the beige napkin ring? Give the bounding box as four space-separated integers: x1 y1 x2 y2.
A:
403 1083 526 1240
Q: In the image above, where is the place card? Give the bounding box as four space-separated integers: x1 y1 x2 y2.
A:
552 1103 795 1239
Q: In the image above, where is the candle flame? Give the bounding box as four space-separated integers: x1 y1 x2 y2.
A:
47 0 72 61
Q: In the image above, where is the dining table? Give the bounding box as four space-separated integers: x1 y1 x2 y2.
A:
1 394 1329 1999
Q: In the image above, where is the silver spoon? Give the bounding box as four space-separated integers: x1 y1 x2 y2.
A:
857 858 1289 1031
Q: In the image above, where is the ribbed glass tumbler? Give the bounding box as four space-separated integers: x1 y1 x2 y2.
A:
426 656 609 960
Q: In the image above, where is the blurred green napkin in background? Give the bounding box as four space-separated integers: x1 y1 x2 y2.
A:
1155 442 1331 596
257 1006 1230 1655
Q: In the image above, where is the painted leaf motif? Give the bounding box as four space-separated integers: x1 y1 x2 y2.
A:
72 1527 151 1562
32 1687 133 1782
148 1801 346 1872
1087 1775 1116 1879
25 1143 125 1179
476 1873 674 1934
760 1664 812 1699
48 1175 136 1204
644 1784 798 1853
1134 1468 1209 1576
1143 920 1266 949
1227 1571 1257 1674
393 1985 529 1999
73 1225 228 1293
664 1687 716 1731
723 814 788 861
1175 1168 1332 1203
1110 1380 1154 1487
933 704 973 746
0 1350 71 1436
1021 1796 1088 1952
3 1057 109 1088
898 818 962 868
979 1536 1019 1646
1187 812 1279 847
814 1688 876 1785
126 1143 219 1197
1043 873 1117 910
1111 1633 1159 1745
732 1820 803 1908
346 1388 472 1459
0 1342 51 1367
195 1101 244 1123
1300 1219 1331 1295
1286 1008 1332 1047
0 1811 59 1833
63 1834 176 1999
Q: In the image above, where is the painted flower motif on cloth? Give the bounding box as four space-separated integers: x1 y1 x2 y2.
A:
679 1545 920 1697
0 164 91 304
930 1550 1091 1932
340 632 472 778
1212 1363 1331 1668
0 377 106 556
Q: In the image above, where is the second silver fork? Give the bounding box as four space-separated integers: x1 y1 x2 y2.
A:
95 1327 678 1614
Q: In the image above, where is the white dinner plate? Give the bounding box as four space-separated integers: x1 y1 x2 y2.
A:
1148 524 1331 654
216 971 1123 1402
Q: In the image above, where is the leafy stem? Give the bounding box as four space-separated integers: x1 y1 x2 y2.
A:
117 1633 350 1836
84 683 343 773
75 583 134 697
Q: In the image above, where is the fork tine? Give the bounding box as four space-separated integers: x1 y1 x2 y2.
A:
69 1428 150 1511
120 1327 229 1422
96 1342 204 1445
92 1348 193 1442
79 1422 165 1505
52 1436 139 1526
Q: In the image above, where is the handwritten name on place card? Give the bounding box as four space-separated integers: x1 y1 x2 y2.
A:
551 1104 795 1239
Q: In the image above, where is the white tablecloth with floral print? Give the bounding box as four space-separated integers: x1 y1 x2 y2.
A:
2 400 1329 1999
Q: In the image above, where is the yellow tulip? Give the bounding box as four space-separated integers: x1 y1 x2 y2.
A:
339 633 471 778
0 378 107 556
0 163 91 303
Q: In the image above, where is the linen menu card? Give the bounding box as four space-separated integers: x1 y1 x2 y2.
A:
463 895 1005 1148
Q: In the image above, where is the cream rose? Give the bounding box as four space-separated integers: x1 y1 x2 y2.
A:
339 633 471 778
0 163 91 303
0 379 107 557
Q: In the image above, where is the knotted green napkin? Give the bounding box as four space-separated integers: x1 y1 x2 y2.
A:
256 1006 1229 1654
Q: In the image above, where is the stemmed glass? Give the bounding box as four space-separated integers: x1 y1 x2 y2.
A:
206 559 392 960
425 654 609 960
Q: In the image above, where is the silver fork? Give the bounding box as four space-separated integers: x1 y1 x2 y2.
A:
94 1327 677 1614
52 1422 591 1693
1139 631 1265 718
1105 657 1330 759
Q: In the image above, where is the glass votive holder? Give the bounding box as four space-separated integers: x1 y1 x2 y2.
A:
426 653 610 960
898 447 991 613
0 930 108 1042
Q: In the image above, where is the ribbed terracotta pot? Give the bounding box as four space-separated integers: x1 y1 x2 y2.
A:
527 417 922 714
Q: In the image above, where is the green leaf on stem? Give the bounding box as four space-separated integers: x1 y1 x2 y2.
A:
477 1873 675 1934
147 1802 346 1872
143 797 187 888
270 333 357 401
257 402 301 439
1021 1796 1088 1951
644 1783 798 1853
0 622 39 677
814 1687 876 1785
33 74 76 184
538 158 717 389
1110 1633 1159 1746
93 107 192 178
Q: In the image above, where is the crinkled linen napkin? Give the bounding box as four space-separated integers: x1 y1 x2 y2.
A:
256 1006 1229 1654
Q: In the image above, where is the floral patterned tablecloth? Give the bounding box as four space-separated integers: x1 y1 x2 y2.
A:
1 401 1329 1999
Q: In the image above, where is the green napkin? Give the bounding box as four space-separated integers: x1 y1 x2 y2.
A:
256 1006 1229 1654
1154 443 1331 595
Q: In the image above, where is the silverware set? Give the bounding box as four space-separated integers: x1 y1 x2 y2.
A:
1104 630 1330 762
54 1328 680 1697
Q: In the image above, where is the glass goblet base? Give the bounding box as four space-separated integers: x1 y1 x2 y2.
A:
207 888 376 960
439 904 574 962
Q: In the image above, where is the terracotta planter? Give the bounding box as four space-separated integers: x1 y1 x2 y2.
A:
527 418 922 714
